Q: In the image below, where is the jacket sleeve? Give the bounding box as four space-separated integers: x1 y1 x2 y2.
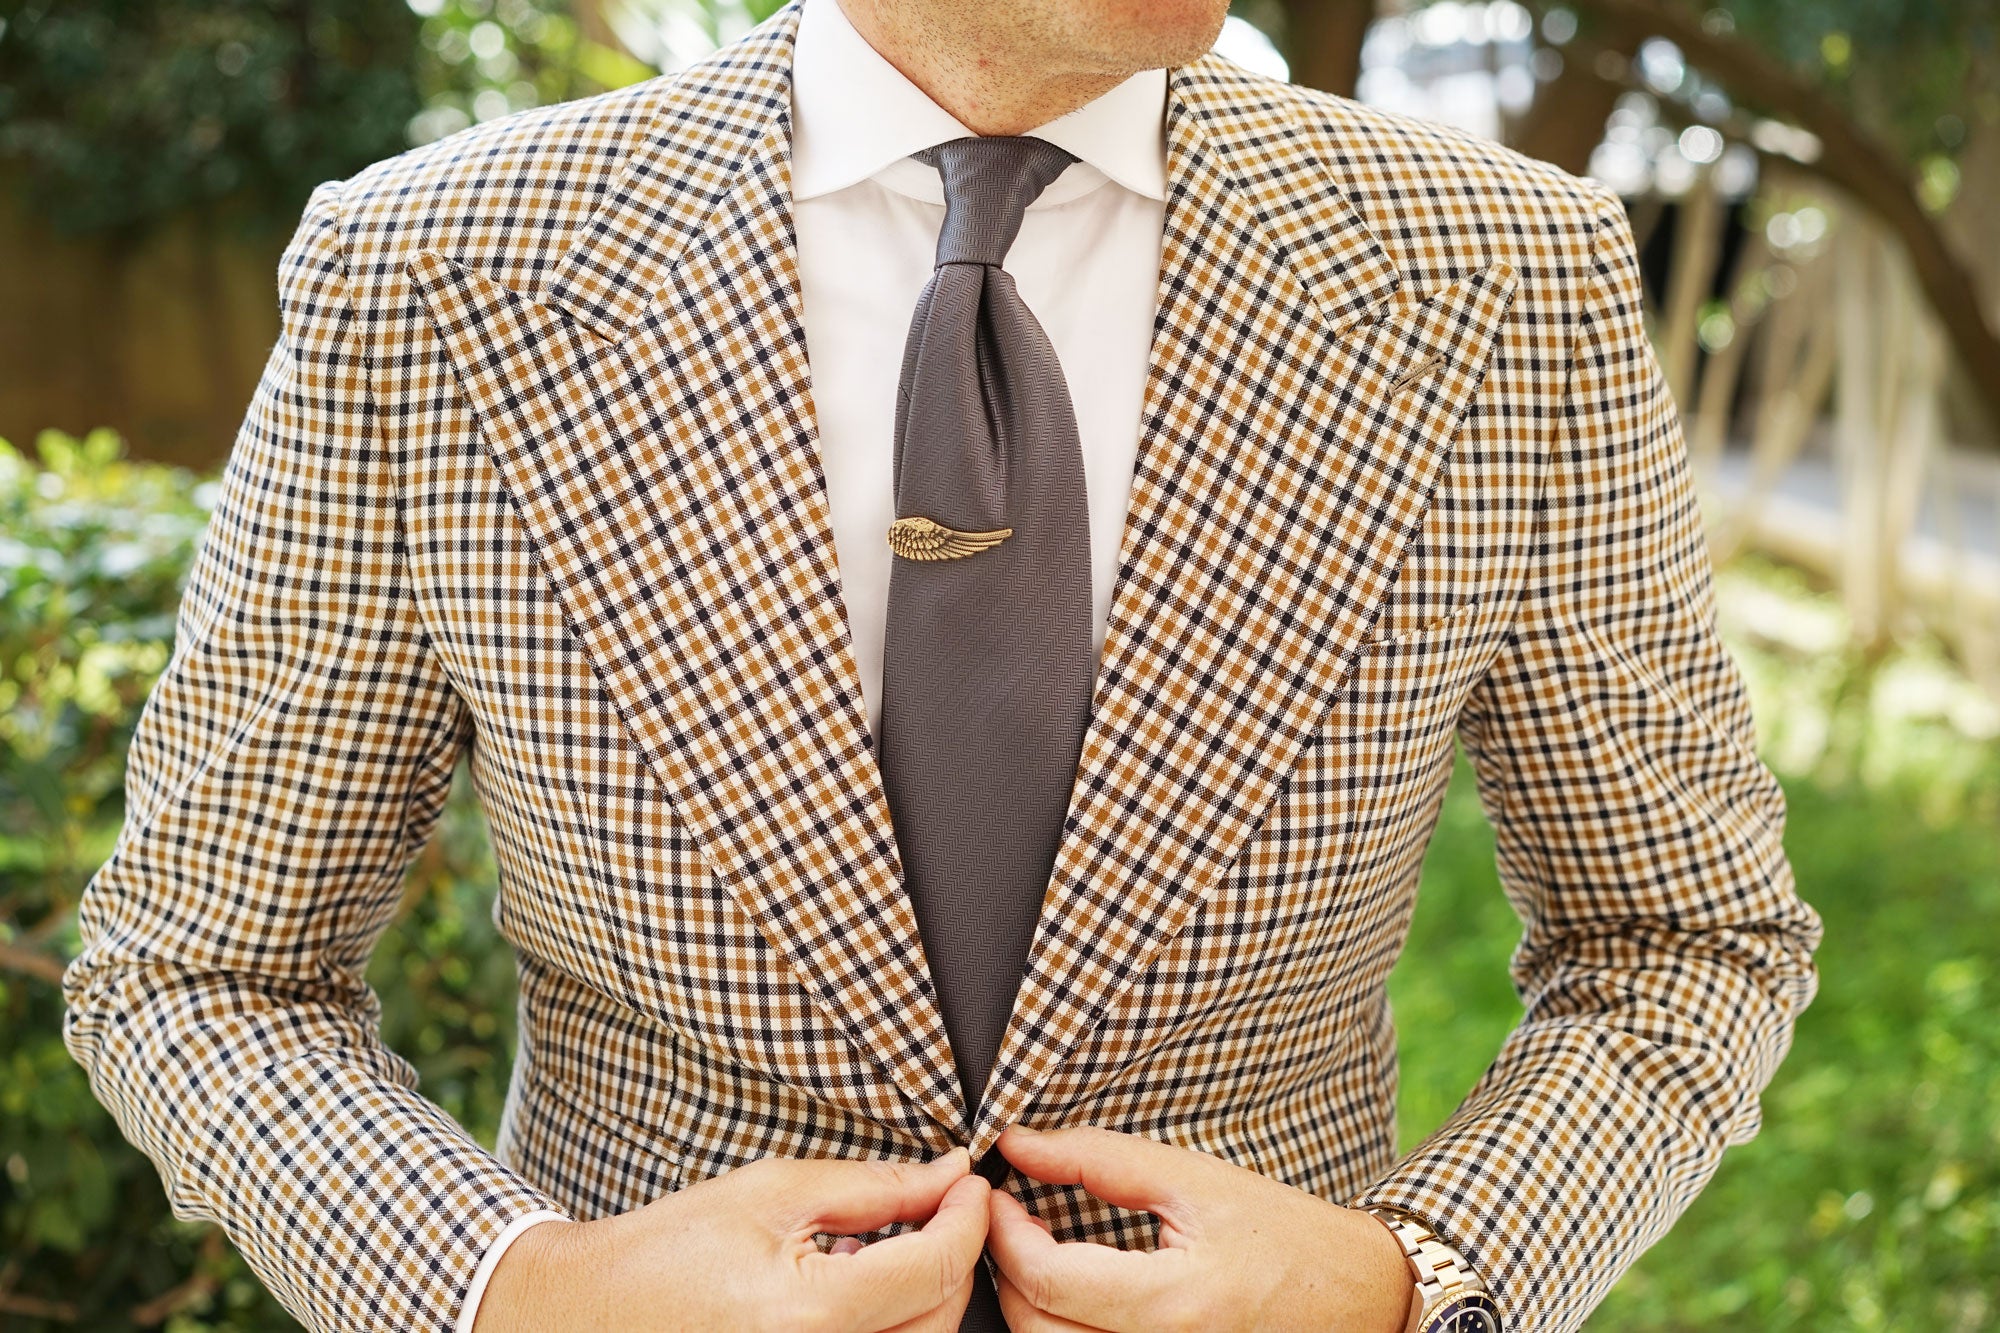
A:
60 177 573 1333
1345 180 1824 1332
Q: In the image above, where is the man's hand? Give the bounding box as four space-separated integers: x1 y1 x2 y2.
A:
983 1124 1414 1333
473 1145 990 1333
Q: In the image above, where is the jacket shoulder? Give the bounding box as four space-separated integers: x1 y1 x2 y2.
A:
1201 58 1616 285
1298 75 1605 215
321 73 688 281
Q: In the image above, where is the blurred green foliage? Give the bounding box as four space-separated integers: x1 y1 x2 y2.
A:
2 430 1997 1327
1682 0 1995 160
400 0 661 166
0 0 647 242
0 1 424 239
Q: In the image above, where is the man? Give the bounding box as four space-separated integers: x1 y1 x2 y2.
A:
62 0 1824 1329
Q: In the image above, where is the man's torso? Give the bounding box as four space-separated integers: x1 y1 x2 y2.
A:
330 0 1600 1251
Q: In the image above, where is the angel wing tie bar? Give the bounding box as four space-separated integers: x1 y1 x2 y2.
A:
886 514 1015 561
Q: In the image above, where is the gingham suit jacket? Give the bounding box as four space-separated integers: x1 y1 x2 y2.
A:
62 1 1824 1329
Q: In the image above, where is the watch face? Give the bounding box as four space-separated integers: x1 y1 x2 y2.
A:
1428 1292 1501 1333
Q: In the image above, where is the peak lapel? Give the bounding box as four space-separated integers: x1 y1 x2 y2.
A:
405 0 969 1138
967 59 1518 1151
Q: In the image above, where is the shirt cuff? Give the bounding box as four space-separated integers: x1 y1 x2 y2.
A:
454 1208 572 1333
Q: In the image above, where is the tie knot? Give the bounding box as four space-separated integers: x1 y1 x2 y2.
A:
913 135 1080 268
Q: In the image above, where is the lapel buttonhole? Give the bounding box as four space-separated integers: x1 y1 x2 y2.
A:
1390 352 1447 394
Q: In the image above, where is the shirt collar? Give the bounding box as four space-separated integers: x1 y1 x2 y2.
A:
789 0 1168 206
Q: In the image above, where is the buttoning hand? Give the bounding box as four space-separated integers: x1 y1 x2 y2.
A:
474 1146 989 1333
981 1123 1413 1333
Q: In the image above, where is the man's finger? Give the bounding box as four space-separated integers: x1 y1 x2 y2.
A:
985 1185 1181 1331
995 1125 1204 1220
779 1145 973 1235
810 1171 992 1329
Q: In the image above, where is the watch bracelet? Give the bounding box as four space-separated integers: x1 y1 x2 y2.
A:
1359 1202 1490 1330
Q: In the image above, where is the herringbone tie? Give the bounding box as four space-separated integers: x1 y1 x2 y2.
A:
875 134 1095 1332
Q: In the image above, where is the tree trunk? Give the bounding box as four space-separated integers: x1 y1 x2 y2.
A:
1280 0 1374 99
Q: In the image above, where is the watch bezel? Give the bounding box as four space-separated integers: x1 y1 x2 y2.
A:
1418 1289 1501 1332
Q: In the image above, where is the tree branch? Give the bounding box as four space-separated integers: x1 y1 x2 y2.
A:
0 941 66 985
1575 0 2000 435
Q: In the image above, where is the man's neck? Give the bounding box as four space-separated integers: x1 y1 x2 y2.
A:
833 0 1132 136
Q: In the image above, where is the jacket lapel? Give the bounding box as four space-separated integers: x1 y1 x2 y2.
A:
406 0 1518 1153
405 2 967 1135
966 66 1519 1149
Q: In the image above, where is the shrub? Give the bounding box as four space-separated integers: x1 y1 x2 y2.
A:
0 431 519 1328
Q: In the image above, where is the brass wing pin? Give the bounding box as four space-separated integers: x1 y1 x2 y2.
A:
887 515 1014 561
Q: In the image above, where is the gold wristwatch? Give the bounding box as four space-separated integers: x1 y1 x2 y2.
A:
1358 1202 1501 1333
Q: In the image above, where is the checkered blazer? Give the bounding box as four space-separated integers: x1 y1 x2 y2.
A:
62 1 1823 1329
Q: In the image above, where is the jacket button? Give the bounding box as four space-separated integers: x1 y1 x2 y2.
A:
974 1146 1009 1188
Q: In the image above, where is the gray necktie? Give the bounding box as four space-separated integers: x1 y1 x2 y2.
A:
875 134 1095 1331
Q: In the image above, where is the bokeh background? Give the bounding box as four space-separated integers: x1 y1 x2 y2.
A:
2 0 1996 1327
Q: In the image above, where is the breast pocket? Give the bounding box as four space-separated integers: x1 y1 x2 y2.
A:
1289 593 1507 889
1336 588 1496 700
1323 592 1503 749
1363 592 1485 649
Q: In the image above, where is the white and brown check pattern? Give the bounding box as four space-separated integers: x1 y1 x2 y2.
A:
61 1 1823 1329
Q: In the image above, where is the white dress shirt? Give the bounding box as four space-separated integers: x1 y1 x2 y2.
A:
455 0 1166 1325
